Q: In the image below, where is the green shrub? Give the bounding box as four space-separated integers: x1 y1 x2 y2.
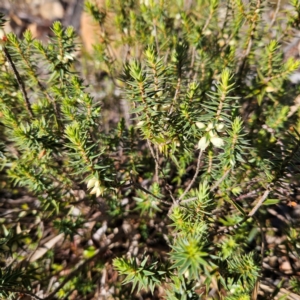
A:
0 0 300 299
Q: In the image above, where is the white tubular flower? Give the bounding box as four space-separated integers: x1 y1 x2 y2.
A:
210 136 224 148
156 90 163 97
161 104 171 111
206 123 214 131
197 136 209 150
208 130 215 137
204 29 212 36
140 0 150 6
57 52 75 64
66 53 74 60
266 85 277 93
196 122 206 129
87 178 97 189
216 123 225 132
90 185 104 197
87 177 104 197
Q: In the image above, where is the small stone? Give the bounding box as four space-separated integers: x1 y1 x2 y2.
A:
279 257 292 274
268 256 278 268
39 1 64 20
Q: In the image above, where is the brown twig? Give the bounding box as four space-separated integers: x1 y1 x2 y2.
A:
201 3 216 34
147 139 159 183
3 48 34 118
236 188 260 201
269 0 281 29
210 168 231 192
180 196 198 205
129 171 170 205
216 188 270 235
167 150 204 216
248 189 270 217
145 139 176 203
180 169 231 205
178 150 203 202
236 0 261 80
167 76 181 117
134 183 171 206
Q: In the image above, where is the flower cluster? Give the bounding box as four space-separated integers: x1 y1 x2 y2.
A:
57 52 75 64
87 177 104 197
196 121 225 151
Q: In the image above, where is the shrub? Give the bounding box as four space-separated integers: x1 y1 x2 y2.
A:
0 0 300 299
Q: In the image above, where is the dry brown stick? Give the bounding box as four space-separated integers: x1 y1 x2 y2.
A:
216 188 270 235
248 189 270 217
167 76 181 117
3 48 34 118
236 188 260 201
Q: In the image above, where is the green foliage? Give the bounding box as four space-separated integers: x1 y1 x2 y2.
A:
0 267 31 298
170 234 210 280
226 253 260 290
133 182 162 217
113 255 168 294
0 0 300 298
290 277 300 294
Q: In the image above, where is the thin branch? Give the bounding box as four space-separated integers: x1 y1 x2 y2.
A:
236 188 260 201
251 216 265 300
3 48 34 118
237 0 261 79
248 189 270 217
180 169 231 205
187 46 196 80
167 76 181 117
165 183 176 203
168 150 203 216
146 140 176 202
180 196 198 205
216 189 270 235
153 20 160 56
178 150 203 202
134 183 170 206
210 168 231 192
147 139 159 183
154 146 160 181
269 0 281 29
201 4 216 34
129 171 170 205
